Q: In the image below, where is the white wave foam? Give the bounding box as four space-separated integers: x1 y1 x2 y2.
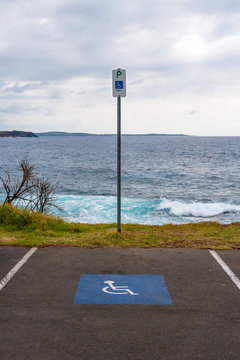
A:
52 194 240 224
159 199 240 218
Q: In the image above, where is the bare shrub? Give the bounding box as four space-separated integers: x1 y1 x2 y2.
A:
0 159 60 213
31 178 61 213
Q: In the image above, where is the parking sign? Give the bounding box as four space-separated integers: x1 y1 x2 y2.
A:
112 69 126 97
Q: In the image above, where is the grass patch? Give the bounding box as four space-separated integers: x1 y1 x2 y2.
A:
0 204 239 249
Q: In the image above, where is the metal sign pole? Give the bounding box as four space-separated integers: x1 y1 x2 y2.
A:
117 95 121 232
112 68 126 233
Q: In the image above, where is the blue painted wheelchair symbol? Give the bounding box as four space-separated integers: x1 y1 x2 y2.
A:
102 280 139 295
74 275 172 304
115 81 123 90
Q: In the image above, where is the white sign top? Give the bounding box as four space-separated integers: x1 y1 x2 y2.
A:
112 68 126 97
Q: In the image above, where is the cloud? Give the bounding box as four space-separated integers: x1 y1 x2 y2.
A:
3 82 47 93
0 1 235 78
189 110 197 115
0 0 240 134
1 1 240 81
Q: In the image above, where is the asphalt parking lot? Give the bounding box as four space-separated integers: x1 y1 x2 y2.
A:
0 247 239 360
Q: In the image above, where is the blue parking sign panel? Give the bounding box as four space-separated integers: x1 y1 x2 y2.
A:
115 81 123 90
74 275 172 305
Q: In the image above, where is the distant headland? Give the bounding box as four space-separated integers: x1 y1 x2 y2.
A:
0 130 38 138
0 130 189 138
36 131 188 137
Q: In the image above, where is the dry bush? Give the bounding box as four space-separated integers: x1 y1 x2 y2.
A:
0 159 60 213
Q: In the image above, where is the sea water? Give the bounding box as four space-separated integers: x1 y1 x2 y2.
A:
1 135 240 224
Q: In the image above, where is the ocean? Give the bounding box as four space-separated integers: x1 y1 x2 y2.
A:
1 135 240 225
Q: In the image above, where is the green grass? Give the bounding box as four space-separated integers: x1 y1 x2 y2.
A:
0 204 239 249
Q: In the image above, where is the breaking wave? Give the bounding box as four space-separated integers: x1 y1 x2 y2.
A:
158 199 240 218
53 195 240 225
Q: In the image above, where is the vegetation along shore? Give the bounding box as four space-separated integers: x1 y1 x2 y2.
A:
0 204 239 249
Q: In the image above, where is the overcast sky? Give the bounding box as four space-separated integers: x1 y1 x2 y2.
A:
1 0 240 135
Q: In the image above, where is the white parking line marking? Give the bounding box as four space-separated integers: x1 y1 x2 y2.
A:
0 247 37 291
209 250 240 290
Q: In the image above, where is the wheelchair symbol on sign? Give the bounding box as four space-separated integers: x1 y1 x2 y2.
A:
115 81 123 90
102 281 139 296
